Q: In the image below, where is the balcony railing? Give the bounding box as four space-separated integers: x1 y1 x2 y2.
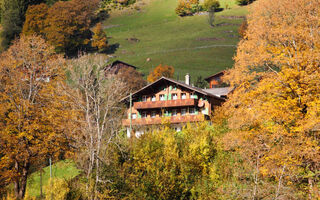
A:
134 99 196 109
122 114 205 126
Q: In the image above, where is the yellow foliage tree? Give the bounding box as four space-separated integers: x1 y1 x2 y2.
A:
147 64 174 83
0 35 76 200
221 0 320 198
91 23 108 51
44 178 70 200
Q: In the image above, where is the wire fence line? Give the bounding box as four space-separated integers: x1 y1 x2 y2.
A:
115 44 237 58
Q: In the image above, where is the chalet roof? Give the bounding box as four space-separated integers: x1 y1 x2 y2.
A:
109 60 138 69
204 70 225 82
202 87 231 97
121 76 225 102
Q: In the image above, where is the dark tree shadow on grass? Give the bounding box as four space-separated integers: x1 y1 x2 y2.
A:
102 43 120 54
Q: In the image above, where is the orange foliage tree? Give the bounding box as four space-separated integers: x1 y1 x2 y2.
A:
220 0 320 198
22 0 99 54
22 3 49 36
91 23 108 51
0 35 76 199
147 64 174 83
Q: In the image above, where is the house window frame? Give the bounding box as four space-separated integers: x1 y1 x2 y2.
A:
132 113 137 119
142 95 147 102
181 93 187 100
172 109 177 116
151 95 156 102
172 93 178 100
142 111 147 118
189 107 195 115
181 108 187 116
160 94 165 101
151 111 156 118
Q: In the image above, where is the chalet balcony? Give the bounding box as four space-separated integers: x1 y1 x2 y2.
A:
134 99 196 110
122 114 205 126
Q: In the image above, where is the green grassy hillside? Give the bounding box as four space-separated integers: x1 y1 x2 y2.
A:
104 0 248 81
26 160 80 198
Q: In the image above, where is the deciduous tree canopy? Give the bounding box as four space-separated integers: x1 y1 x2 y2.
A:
221 0 320 198
0 35 75 200
22 0 99 54
147 64 174 83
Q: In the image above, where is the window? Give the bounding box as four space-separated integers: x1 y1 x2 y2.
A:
189 107 195 115
151 111 156 118
181 93 186 99
151 95 156 101
164 110 171 117
142 95 147 102
172 109 177 116
160 94 165 101
181 108 186 116
132 113 137 119
191 94 197 99
172 93 178 100
142 111 147 118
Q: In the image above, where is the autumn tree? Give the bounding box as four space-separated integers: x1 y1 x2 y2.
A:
66 54 127 199
221 0 320 198
22 3 49 36
117 67 147 93
22 0 99 54
147 64 174 83
0 35 75 199
91 23 108 51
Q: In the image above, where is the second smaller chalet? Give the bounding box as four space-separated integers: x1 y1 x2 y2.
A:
104 60 138 75
122 75 226 137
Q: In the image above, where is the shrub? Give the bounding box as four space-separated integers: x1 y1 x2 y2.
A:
44 178 70 200
122 123 222 199
203 0 220 11
236 0 255 6
175 0 193 16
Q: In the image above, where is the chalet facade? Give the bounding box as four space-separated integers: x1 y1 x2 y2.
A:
122 76 226 137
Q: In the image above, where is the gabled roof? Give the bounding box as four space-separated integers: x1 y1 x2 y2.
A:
204 70 225 82
109 60 137 69
203 87 232 97
121 76 225 102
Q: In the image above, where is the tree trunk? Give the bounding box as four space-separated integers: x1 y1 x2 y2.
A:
14 160 30 200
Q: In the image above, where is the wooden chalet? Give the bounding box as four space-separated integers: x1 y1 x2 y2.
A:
204 70 225 88
104 60 137 75
122 76 225 137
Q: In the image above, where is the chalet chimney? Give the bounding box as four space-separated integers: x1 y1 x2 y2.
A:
185 73 190 85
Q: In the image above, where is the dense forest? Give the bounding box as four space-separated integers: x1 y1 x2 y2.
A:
0 0 319 199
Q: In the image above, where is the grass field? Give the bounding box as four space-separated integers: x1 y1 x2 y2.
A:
104 0 248 82
26 160 80 198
